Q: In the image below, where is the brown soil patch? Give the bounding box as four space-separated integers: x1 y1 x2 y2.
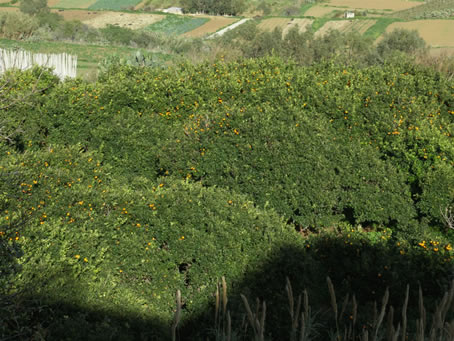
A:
430 47 454 56
0 7 18 12
305 5 338 17
315 20 350 37
327 0 422 11
82 12 165 29
258 18 292 32
386 20 454 47
47 0 61 6
134 1 146 10
283 18 313 36
183 15 237 38
51 9 103 21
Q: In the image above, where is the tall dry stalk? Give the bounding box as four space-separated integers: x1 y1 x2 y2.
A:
171 290 182 341
286 277 302 341
327 276 340 338
241 294 266 341
372 288 389 341
401 285 409 341
214 276 231 341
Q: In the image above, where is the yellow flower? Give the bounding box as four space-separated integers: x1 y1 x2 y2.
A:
83 258 88 262
75 255 80 259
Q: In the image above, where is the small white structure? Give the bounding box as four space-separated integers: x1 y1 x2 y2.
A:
344 11 355 19
162 7 183 14
0 49 77 80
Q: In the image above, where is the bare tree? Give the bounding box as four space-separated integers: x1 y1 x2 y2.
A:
440 205 454 230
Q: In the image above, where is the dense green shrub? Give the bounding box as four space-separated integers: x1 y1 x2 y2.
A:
377 28 427 58
181 0 246 16
0 144 299 337
0 12 39 40
1 57 453 339
19 0 49 16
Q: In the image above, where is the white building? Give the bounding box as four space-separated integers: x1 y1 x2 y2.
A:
344 11 355 19
162 7 183 14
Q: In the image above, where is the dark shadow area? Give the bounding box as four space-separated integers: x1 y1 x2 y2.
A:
3 231 454 340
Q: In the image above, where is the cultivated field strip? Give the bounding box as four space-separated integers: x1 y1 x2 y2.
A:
315 20 350 37
304 5 338 17
183 16 237 38
82 12 164 29
327 0 423 11
258 18 313 36
315 19 377 37
257 18 291 32
282 18 314 36
340 20 377 34
54 0 97 8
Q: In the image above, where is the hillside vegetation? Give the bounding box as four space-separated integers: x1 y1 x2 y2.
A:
1 56 454 340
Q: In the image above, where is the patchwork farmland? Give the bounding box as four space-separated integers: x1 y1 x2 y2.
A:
0 0 452 54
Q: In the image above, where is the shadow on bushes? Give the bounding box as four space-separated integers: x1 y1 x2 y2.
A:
5 229 453 340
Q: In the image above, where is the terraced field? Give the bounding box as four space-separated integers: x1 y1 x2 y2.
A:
258 18 313 35
315 19 377 37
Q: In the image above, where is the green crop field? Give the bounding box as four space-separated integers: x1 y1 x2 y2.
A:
88 0 142 10
146 15 209 35
54 0 95 8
